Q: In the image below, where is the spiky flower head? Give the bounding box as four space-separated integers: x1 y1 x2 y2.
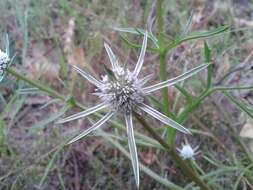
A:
177 142 200 160
95 68 147 114
0 49 9 79
58 31 209 187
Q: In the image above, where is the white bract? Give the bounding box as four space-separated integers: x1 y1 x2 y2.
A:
0 49 10 81
58 31 209 187
177 143 200 160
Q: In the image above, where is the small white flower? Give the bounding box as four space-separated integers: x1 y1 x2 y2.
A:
58 31 209 187
0 49 10 81
177 142 200 160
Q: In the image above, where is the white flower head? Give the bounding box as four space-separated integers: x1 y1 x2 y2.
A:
177 142 200 160
58 31 209 187
0 49 10 79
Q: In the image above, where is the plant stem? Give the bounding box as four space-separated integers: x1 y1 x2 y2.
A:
7 67 65 101
159 51 170 114
156 0 177 145
156 0 164 50
156 0 168 113
134 112 211 190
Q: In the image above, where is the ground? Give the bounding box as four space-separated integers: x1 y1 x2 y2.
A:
0 0 253 190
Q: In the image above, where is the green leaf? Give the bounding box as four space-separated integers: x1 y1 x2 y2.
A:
233 163 253 190
166 26 229 51
204 41 212 88
180 26 229 43
174 84 193 104
204 41 211 62
223 92 253 118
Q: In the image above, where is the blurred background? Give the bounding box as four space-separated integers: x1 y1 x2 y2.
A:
0 0 253 189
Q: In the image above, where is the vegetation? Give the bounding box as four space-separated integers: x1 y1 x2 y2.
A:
0 0 253 189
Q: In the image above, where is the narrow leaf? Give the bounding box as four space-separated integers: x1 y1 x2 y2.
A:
143 64 209 94
125 113 139 188
67 112 114 144
204 41 212 88
223 92 253 118
133 31 148 77
104 43 119 71
72 65 103 87
139 103 191 134
57 102 108 124
178 26 229 44
166 26 229 51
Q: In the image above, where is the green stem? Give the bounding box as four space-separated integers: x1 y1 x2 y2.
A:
159 52 170 114
7 67 65 101
156 0 164 50
134 112 211 190
156 0 168 114
156 0 176 145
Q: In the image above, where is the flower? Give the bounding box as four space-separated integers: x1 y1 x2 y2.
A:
177 142 200 160
0 49 10 82
58 31 209 187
